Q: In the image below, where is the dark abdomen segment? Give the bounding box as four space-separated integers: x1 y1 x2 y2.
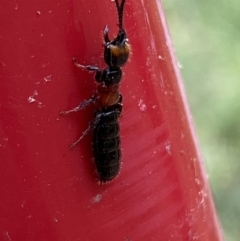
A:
93 110 121 182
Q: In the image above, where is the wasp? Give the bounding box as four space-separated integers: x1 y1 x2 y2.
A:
60 0 130 183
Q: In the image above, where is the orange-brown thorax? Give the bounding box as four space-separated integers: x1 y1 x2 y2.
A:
95 84 120 109
110 42 130 58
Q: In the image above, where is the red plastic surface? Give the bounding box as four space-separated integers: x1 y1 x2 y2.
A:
0 0 223 240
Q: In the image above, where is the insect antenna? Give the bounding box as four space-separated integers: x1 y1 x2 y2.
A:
114 0 126 31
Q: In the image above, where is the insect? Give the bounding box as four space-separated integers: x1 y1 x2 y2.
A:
60 0 130 183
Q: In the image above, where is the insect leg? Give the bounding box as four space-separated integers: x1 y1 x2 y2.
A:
73 58 105 83
69 113 102 149
60 96 95 116
73 58 100 72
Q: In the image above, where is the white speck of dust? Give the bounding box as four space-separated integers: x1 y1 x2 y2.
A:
92 194 102 203
37 102 43 108
44 75 52 82
53 217 59 223
199 190 208 205
146 58 151 66
195 178 200 185
27 96 36 103
5 231 12 241
27 90 44 108
177 61 183 69
36 10 41 15
21 201 26 208
165 143 172 155
27 90 38 103
138 99 147 112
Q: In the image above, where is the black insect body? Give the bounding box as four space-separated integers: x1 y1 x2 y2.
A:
60 0 130 183
93 105 122 182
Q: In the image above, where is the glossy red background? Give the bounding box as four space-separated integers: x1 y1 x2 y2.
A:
0 0 223 240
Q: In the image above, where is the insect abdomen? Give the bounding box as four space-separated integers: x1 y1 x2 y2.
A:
93 111 121 182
